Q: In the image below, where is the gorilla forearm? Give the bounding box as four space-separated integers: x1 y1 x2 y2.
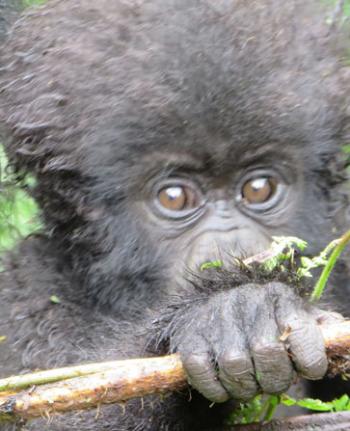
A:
0 238 232 430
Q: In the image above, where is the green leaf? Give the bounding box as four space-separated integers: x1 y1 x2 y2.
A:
50 295 61 304
227 396 264 425
281 395 332 412
332 395 350 411
296 398 333 412
200 260 223 270
280 394 296 407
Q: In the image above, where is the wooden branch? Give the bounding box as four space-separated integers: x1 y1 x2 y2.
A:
0 354 186 422
321 319 350 353
0 320 349 423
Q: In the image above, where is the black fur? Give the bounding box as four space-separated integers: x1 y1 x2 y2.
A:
0 0 349 430
0 0 22 42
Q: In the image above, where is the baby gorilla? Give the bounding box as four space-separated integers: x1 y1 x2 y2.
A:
0 0 349 430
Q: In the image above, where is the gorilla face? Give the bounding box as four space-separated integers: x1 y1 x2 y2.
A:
0 0 349 425
1 0 346 309
137 150 300 274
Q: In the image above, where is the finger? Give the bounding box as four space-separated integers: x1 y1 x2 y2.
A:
282 314 327 379
216 289 258 400
251 340 295 393
276 304 328 380
218 348 258 401
180 337 229 403
250 301 294 394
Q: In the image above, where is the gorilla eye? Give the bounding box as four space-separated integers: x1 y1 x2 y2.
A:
241 177 277 204
158 185 198 212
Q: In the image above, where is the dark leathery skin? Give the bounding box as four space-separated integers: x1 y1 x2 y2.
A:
173 283 328 402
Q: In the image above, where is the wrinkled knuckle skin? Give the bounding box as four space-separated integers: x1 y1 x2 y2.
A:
219 352 251 376
286 322 328 380
252 341 284 359
299 356 328 380
218 352 258 401
259 374 292 395
181 353 229 402
252 342 293 393
182 353 210 377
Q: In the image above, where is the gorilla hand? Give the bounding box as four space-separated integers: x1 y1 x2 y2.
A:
170 283 328 402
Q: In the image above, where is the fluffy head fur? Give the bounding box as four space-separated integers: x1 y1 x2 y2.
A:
0 0 349 313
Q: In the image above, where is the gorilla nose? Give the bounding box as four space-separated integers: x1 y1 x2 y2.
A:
214 200 234 218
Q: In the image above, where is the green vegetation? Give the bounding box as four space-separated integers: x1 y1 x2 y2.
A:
228 394 350 425
226 232 350 425
0 0 47 254
23 0 46 6
0 149 40 252
261 233 350 302
322 0 350 16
